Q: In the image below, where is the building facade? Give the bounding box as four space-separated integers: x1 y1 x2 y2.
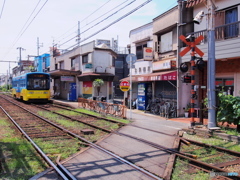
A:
49 40 117 101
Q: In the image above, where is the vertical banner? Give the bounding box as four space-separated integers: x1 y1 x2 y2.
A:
83 81 92 98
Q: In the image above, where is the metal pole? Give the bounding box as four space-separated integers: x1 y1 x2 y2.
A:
190 36 196 127
130 55 132 120
207 0 217 128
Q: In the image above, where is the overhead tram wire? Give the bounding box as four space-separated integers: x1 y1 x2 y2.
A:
58 0 138 48
11 0 42 47
2 0 48 59
55 0 113 43
0 0 6 19
66 0 152 50
81 0 113 22
81 0 131 28
81 0 136 35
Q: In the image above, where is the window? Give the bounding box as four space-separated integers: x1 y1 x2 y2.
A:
82 54 88 64
71 58 76 70
60 61 64 69
136 43 147 59
139 68 142 74
143 67 146 73
147 66 150 72
160 31 172 52
225 7 238 38
115 61 123 68
216 78 234 95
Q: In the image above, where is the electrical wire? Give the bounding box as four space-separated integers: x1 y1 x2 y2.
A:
0 0 6 19
81 0 136 35
12 0 42 46
58 0 137 47
55 0 113 41
2 0 48 59
82 0 130 28
66 0 152 50
81 0 113 22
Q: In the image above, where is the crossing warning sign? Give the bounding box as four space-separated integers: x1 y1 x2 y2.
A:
120 81 130 92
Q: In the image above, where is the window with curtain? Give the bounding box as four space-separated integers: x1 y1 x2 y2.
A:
225 7 238 38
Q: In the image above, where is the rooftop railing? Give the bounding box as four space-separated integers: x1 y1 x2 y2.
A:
186 21 240 44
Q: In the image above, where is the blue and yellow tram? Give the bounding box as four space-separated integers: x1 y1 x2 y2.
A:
11 72 51 102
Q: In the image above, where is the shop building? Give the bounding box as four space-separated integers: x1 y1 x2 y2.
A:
49 41 117 101
180 0 240 116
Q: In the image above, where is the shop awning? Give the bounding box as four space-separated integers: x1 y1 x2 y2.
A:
49 69 81 78
77 72 118 81
186 0 204 8
120 70 177 82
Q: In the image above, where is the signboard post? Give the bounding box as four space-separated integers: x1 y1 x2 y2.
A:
126 53 137 120
120 81 130 92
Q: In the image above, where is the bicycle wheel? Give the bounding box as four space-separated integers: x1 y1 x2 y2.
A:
152 104 160 115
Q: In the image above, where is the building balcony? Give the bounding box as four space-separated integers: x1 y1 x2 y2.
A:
181 21 240 62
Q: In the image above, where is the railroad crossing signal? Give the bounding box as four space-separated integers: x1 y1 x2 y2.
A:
120 80 130 92
179 35 204 57
179 34 205 127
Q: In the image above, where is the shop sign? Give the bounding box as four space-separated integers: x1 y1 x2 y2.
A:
143 47 153 61
61 76 74 82
153 59 176 71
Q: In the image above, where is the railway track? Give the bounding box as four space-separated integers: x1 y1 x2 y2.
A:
1 94 239 179
0 95 163 179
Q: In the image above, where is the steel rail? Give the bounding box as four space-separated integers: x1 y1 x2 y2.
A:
36 105 113 133
2 97 162 180
56 155 77 180
36 104 193 157
51 103 127 125
116 132 197 159
182 138 240 157
0 106 70 180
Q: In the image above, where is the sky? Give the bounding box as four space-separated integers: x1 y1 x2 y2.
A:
0 0 178 75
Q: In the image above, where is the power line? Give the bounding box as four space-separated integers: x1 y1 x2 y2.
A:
80 0 113 22
81 0 136 35
0 0 6 19
66 0 152 50
58 0 136 47
11 0 42 48
82 0 130 28
3 0 48 59
55 0 113 42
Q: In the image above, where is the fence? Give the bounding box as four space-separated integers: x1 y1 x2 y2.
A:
186 21 240 44
78 98 127 118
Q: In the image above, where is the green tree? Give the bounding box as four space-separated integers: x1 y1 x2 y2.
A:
217 93 240 132
93 79 104 96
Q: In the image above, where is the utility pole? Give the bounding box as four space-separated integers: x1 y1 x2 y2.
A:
17 47 25 71
0 61 18 90
37 37 43 56
207 0 217 128
77 21 81 46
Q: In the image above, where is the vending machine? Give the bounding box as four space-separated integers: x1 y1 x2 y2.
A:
69 83 77 101
137 83 152 110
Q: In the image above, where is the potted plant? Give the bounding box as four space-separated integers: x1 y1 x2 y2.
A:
93 79 104 96
183 103 191 118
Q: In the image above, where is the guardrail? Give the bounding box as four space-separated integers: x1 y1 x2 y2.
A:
78 98 127 118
